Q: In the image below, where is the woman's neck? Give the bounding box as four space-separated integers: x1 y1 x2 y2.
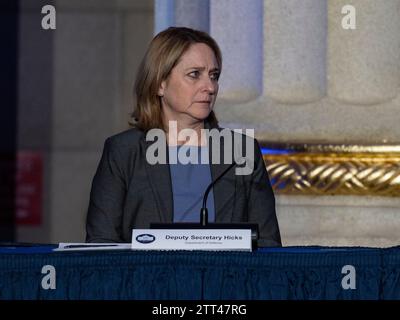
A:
164 119 207 146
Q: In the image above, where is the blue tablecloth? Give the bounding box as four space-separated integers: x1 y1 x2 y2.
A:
0 246 399 300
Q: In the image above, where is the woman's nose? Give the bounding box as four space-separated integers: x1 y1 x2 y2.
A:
202 77 217 94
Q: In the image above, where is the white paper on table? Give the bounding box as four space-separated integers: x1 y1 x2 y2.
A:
54 243 132 251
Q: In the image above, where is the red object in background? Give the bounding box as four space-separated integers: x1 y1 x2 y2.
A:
16 152 43 225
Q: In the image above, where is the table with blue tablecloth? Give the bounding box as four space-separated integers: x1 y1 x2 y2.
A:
1 246 400 300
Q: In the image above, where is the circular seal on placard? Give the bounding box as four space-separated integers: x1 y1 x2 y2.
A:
135 234 156 244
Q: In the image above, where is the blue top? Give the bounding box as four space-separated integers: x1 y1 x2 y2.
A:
168 145 215 223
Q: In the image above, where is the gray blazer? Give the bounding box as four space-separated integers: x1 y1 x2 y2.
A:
86 125 281 247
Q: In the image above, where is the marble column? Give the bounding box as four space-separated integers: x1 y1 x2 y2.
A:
263 0 327 103
328 0 400 104
210 0 263 102
155 0 209 34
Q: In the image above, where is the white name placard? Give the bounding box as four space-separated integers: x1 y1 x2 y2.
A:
131 229 252 251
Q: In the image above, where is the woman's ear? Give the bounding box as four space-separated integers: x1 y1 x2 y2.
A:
158 81 165 97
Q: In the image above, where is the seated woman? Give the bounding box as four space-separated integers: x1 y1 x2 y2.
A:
86 26 281 247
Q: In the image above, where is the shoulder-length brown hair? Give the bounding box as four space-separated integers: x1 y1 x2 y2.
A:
132 27 222 132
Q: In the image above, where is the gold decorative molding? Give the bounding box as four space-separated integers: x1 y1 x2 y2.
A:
261 142 400 196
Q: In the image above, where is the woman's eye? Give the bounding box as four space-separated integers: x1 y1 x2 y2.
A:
188 71 200 78
210 73 220 81
188 71 219 81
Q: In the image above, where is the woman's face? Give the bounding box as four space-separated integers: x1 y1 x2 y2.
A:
158 43 220 126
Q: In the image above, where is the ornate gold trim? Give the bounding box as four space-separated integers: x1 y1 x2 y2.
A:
261 142 400 196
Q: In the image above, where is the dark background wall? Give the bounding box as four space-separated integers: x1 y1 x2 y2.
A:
0 0 19 241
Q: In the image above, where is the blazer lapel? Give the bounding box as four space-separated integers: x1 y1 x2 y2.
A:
141 137 173 223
